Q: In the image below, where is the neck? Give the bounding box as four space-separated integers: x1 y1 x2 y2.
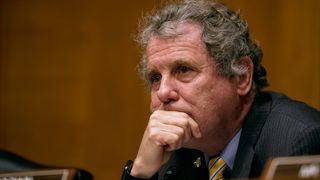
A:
203 92 255 156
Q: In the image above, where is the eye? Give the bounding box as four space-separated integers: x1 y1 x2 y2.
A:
148 73 161 90
150 73 161 83
177 65 192 74
175 65 197 82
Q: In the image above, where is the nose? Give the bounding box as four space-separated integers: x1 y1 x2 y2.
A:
156 76 179 104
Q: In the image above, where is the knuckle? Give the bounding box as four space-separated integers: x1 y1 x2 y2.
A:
171 134 179 142
176 127 185 137
179 118 189 127
181 112 189 119
149 115 157 123
148 119 157 127
148 127 158 139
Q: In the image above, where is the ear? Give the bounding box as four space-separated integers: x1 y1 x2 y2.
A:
236 56 253 96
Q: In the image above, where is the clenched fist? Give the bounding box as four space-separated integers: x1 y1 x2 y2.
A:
130 110 202 178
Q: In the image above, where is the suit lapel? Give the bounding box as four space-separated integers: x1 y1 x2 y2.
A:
231 92 272 178
230 141 255 177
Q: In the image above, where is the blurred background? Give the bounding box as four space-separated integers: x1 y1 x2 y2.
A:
0 0 319 179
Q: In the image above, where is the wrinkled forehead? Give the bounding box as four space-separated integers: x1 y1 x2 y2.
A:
146 21 204 51
149 20 203 43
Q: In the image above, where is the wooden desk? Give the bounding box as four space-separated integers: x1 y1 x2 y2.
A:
0 169 76 180
261 155 320 180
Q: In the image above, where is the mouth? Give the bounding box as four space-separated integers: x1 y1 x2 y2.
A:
168 108 194 120
151 104 195 119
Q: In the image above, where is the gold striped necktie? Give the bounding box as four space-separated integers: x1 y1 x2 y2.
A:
208 156 226 180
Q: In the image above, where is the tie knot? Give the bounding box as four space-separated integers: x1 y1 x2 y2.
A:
208 157 226 180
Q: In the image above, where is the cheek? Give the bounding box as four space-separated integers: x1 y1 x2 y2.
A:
204 82 239 123
193 79 236 119
150 92 160 111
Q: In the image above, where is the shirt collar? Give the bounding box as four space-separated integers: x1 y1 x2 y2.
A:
220 129 242 169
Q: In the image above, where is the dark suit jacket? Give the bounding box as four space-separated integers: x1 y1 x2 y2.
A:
122 92 320 180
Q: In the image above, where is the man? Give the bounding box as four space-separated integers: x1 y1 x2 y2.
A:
122 0 320 179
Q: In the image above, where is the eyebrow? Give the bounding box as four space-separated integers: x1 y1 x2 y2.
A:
148 58 200 69
173 59 201 70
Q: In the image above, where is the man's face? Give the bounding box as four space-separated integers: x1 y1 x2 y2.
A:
145 22 240 150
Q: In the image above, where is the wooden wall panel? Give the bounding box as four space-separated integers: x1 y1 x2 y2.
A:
225 0 320 108
0 0 319 179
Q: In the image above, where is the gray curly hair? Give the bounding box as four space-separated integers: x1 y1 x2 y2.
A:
136 0 268 92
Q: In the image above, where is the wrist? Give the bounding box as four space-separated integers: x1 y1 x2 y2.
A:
131 159 156 178
121 160 158 180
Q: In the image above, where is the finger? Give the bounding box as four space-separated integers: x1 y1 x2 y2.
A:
149 119 192 143
149 116 193 146
151 110 201 139
187 117 202 138
148 124 185 149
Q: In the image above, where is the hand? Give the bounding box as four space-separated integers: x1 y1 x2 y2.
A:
130 110 202 178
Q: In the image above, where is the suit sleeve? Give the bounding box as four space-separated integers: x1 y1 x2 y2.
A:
121 160 158 180
291 125 320 155
121 170 158 180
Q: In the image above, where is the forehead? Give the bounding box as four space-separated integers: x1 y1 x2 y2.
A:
146 22 209 67
147 21 204 51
